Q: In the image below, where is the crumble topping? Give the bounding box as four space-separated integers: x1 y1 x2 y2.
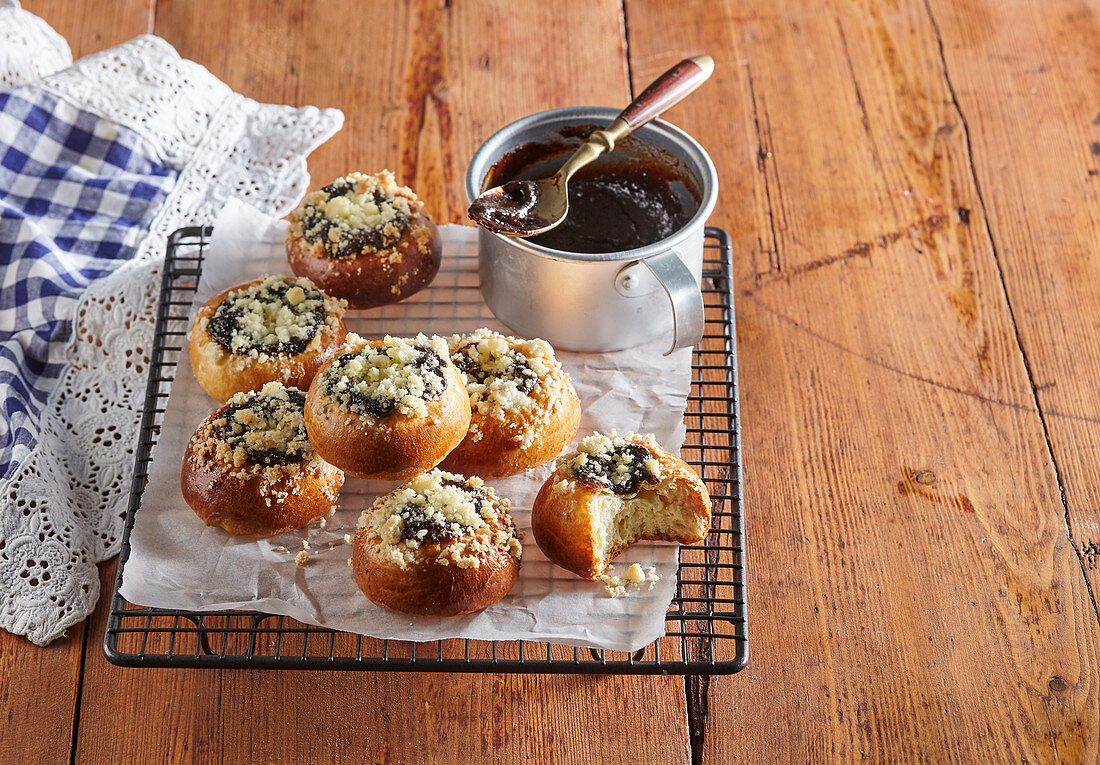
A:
447 328 557 444
186 382 342 507
292 170 418 258
569 431 663 495
205 275 328 357
212 383 313 466
359 469 521 569
599 564 661 598
323 334 449 419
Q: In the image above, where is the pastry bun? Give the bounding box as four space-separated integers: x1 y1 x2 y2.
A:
188 274 348 403
352 470 521 616
285 170 442 309
181 382 344 537
441 328 580 479
532 431 711 579
304 333 471 481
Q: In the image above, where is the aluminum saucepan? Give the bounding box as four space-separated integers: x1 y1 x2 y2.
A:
465 106 719 354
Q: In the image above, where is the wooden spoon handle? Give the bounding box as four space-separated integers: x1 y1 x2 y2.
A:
617 55 714 129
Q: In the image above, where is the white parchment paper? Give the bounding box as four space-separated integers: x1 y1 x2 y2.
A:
120 199 694 651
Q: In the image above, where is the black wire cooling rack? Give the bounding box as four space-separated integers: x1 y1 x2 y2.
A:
103 226 747 674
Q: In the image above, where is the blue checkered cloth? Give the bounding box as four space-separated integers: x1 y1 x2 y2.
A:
0 89 177 481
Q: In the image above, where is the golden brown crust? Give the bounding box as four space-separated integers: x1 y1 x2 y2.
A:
531 432 712 579
303 336 472 481
286 213 442 309
531 477 601 579
188 277 348 403
180 400 344 538
352 526 520 616
441 344 581 480
351 471 521 616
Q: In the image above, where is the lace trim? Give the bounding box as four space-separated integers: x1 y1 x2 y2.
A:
0 32 342 645
0 1 73 91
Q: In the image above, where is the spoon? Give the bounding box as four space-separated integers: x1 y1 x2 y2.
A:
468 54 715 237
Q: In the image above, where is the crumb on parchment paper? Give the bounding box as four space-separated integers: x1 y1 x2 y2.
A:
599 563 661 598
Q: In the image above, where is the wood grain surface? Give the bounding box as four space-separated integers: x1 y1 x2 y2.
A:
927 0 1100 650
623 0 1100 761
8 0 1100 762
0 625 83 764
20 0 152 59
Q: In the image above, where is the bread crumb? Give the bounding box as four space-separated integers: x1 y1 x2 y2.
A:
344 533 353 544
295 550 310 566
599 565 660 598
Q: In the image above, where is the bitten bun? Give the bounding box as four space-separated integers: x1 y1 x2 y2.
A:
188 274 348 403
285 170 442 308
440 328 580 479
352 470 521 616
531 431 711 580
304 333 471 481
181 382 344 537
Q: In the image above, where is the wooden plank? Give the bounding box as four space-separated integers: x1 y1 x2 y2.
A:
148 0 628 222
77 564 690 763
925 0 1100 669
0 625 84 765
21 0 152 60
623 0 1100 761
71 1 690 762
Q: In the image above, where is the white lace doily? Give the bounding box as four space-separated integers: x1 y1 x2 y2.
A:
0 27 342 644
0 1 73 90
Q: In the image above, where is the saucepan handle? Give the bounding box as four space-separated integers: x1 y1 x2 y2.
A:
641 249 705 355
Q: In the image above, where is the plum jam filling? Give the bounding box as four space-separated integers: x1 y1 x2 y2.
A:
298 172 414 258
214 387 310 466
572 443 660 495
325 343 447 418
397 478 488 543
207 277 325 357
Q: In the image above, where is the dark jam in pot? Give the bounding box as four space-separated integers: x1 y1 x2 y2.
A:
477 126 700 253
529 170 686 252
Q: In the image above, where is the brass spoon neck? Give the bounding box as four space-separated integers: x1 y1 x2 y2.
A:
557 117 631 183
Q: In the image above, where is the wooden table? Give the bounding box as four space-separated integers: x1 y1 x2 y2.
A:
4 0 1098 761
